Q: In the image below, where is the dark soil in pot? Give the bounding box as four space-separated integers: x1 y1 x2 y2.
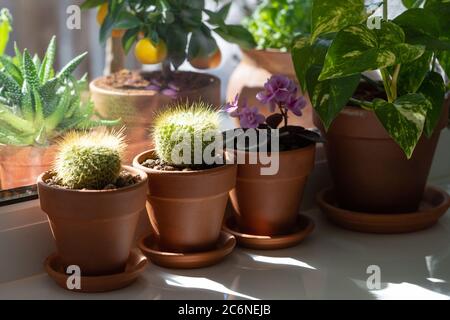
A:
133 150 236 253
37 166 148 276
316 83 449 213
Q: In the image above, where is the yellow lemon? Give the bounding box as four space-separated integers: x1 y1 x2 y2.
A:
135 38 168 65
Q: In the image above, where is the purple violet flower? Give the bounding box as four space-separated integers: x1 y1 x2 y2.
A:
285 94 307 116
223 94 240 117
238 105 266 129
256 75 297 105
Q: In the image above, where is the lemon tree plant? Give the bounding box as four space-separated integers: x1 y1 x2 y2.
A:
81 0 255 78
292 0 450 158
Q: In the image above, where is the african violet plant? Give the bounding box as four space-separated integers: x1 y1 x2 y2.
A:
0 36 119 146
81 0 255 77
244 0 312 51
225 75 322 150
292 0 450 158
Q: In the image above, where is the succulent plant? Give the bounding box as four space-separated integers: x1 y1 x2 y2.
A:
153 102 219 167
0 36 119 146
54 130 125 190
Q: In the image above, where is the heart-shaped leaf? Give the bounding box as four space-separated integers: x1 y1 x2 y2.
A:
266 113 283 129
311 0 366 42
319 22 425 80
396 50 433 95
373 93 432 158
307 65 360 129
419 71 446 137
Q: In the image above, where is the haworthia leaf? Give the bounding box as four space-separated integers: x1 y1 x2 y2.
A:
22 50 40 89
0 70 21 104
0 56 23 86
44 87 71 132
32 87 44 127
0 103 34 134
13 42 23 69
56 52 88 80
311 0 366 42
373 93 431 158
319 23 425 80
39 36 56 83
419 71 446 137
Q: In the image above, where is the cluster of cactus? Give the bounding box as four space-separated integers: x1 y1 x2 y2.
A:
0 36 119 146
153 102 219 167
54 130 125 190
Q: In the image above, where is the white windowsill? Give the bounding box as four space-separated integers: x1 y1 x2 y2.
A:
0 131 449 300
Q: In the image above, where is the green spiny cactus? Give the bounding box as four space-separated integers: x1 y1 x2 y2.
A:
153 102 219 167
54 130 125 190
0 35 119 146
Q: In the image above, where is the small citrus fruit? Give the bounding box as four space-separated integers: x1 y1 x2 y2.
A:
135 38 167 65
189 49 222 69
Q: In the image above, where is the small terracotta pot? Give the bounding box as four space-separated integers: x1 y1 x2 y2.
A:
315 103 449 213
133 150 237 253
0 144 57 190
37 166 148 276
229 144 316 236
90 71 221 164
227 48 314 128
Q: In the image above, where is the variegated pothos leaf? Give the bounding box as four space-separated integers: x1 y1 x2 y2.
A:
373 93 432 158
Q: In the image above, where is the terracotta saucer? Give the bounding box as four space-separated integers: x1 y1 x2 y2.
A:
138 231 236 269
44 249 148 293
316 185 450 234
223 214 315 250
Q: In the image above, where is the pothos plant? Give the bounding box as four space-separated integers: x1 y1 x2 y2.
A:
224 75 322 151
292 0 450 158
81 0 256 79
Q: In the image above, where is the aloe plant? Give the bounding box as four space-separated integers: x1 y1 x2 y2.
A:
0 36 119 146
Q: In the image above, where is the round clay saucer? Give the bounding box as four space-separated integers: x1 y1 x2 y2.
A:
316 185 450 234
44 249 148 293
223 214 315 250
138 231 236 269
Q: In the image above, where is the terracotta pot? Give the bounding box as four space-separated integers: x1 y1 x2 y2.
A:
227 48 314 128
0 144 57 190
37 166 148 276
90 71 221 164
229 144 316 236
316 103 449 213
133 150 237 253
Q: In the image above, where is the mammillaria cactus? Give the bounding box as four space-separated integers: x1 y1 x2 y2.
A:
54 130 125 190
153 102 219 167
0 36 119 146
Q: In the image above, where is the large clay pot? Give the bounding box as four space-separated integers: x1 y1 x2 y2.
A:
229 144 316 236
90 71 221 164
227 48 314 128
0 144 57 190
133 150 236 253
316 102 449 213
37 166 148 276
